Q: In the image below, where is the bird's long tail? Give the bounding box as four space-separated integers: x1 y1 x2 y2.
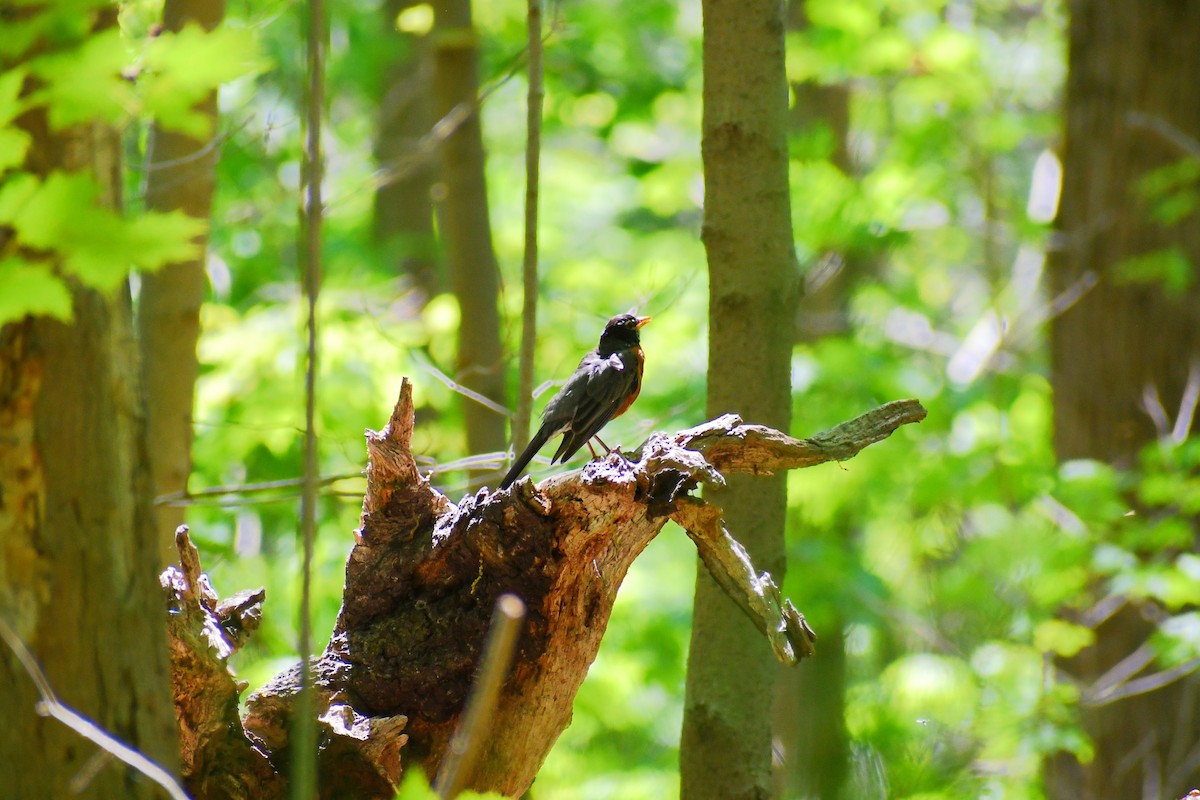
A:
498 427 553 490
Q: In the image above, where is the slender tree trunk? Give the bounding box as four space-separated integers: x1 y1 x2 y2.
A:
682 0 799 797
374 0 441 300
430 0 507 476
0 20 180 795
1048 2 1200 798
771 6 853 798
139 0 225 566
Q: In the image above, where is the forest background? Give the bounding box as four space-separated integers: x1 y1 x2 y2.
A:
2 0 1200 798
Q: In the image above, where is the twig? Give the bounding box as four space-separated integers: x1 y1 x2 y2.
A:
294 0 325 791
1086 657 1200 707
414 350 513 419
671 501 815 664
512 0 544 461
0 618 191 800
1173 358 1200 444
433 594 527 798
328 24 557 208
155 472 358 504
1127 111 1200 162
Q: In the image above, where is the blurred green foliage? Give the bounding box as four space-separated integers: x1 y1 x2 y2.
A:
5 0 1200 797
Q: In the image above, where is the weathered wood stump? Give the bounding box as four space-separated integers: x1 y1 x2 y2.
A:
164 378 926 798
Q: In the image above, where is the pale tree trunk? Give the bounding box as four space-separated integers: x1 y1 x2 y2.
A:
682 0 799 797
1048 1 1200 798
374 0 441 300
431 0 507 476
0 18 180 796
139 0 225 565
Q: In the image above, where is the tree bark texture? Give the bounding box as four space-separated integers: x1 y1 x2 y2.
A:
139 0 225 566
773 3 854 796
431 0 507 475
683 1 799 799
166 380 923 799
374 0 441 299
1048 2 1200 798
0 34 180 795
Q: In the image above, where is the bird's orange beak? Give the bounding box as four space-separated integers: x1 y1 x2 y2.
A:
635 315 652 329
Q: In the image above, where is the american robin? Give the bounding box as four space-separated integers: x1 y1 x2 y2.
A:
499 313 651 490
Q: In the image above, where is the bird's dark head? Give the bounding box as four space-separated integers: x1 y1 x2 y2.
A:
598 313 651 355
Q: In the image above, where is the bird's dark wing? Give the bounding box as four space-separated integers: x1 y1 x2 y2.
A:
546 349 639 463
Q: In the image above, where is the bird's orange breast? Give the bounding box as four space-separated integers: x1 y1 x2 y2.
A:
610 345 644 420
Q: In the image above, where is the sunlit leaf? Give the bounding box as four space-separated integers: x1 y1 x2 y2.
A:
1033 619 1093 657
1113 247 1193 295
141 23 270 136
126 209 207 271
2 170 204 290
24 28 136 128
0 258 73 324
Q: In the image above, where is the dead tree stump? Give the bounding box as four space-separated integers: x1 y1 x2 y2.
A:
165 378 926 798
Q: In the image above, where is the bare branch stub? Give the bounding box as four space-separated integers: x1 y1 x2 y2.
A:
224 382 925 798
672 398 927 474
162 527 282 799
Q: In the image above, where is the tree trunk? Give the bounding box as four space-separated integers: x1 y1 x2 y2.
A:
374 0 441 300
682 0 799 798
139 0 225 566
1048 1 1200 797
770 5 857 798
430 0 507 477
0 20 180 794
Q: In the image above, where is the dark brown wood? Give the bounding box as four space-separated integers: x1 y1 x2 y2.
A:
139 0 226 565
1048 1 1200 798
431 0 507 479
373 0 441 298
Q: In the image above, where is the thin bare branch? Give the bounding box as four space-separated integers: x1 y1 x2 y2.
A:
0 619 191 800
512 0 544 460
1087 657 1200 707
294 0 326 791
433 594 527 798
1172 358 1200 443
671 501 815 664
1127 111 1200 161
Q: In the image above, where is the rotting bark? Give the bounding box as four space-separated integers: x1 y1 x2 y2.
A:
165 379 925 799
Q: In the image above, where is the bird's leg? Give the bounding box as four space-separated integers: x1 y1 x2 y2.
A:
591 434 613 455
586 440 599 459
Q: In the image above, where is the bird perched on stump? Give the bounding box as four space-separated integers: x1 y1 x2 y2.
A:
499 313 651 490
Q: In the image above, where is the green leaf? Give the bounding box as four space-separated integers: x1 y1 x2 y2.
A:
141 23 270 137
392 770 437 800
0 258 73 325
1113 247 1193 295
0 172 41 219
125 209 208 271
24 28 135 128
0 69 31 171
2 171 205 290
0 1 104 61
0 67 27 125
0 127 30 173
1034 620 1094 657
